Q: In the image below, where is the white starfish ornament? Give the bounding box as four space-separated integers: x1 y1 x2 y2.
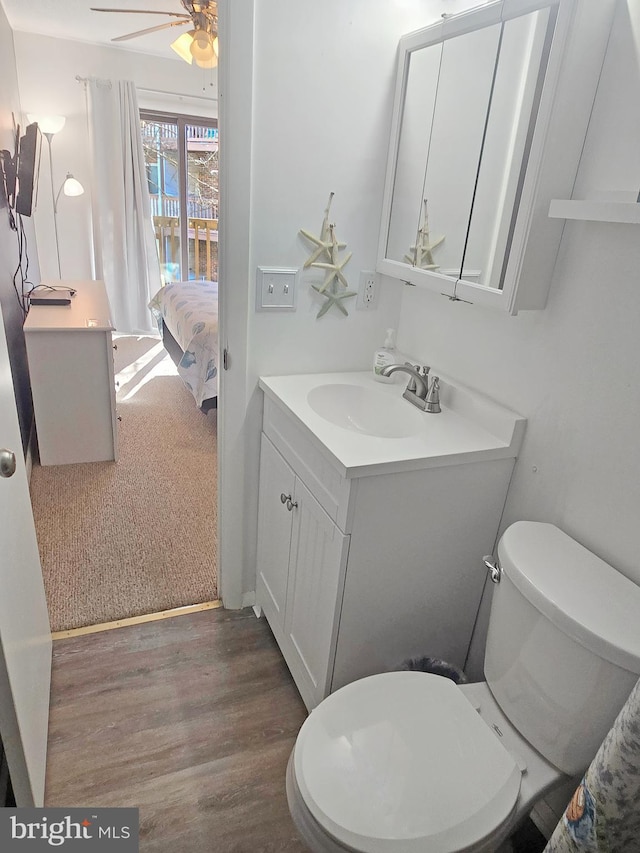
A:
299 192 346 268
404 198 444 269
299 195 355 318
313 224 353 293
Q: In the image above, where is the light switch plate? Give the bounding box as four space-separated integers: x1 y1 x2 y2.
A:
256 267 298 311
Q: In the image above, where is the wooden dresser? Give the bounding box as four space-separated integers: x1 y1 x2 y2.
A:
24 280 118 466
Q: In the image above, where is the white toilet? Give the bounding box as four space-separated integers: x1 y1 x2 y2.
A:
287 521 640 852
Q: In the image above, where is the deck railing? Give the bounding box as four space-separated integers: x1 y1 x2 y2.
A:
150 195 218 221
141 123 218 145
153 215 218 282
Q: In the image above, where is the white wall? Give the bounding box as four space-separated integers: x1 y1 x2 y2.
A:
13 33 217 281
248 1 473 381
395 0 640 677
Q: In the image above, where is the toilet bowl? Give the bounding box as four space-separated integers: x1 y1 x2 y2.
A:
287 522 640 852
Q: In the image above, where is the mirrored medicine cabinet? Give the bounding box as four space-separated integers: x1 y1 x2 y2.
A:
376 0 617 314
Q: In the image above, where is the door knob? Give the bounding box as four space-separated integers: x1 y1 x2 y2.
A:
0 448 17 478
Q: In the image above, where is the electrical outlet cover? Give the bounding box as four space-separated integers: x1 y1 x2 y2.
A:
356 270 379 309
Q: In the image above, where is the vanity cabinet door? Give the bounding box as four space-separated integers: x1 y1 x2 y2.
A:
256 434 295 630
284 477 350 709
256 433 350 710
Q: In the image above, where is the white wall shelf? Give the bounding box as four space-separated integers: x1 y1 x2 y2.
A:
549 199 640 224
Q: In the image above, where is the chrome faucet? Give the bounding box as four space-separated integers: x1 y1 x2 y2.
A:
380 362 439 412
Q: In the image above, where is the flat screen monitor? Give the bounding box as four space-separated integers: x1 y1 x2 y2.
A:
15 122 41 217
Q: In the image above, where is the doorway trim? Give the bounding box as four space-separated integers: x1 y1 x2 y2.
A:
217 0 255 609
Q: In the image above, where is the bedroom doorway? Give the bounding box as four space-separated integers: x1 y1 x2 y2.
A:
28 109 223 634
140 110 219 284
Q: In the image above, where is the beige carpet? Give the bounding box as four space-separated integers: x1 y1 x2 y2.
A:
29 335 218 632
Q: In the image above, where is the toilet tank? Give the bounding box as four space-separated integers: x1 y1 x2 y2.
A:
485 521 640 777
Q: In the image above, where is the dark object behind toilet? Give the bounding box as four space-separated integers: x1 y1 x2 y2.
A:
398 655 467 684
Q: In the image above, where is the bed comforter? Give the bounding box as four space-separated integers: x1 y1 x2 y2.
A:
149 280 218 407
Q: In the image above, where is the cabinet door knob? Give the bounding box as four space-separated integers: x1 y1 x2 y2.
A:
286 498 298 511
113 343 118 350
0 448 17 478
280 492 292 504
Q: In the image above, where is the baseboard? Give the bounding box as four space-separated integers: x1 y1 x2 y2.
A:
242 590 256 608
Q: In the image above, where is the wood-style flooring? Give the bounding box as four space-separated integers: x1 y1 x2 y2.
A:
45 608 308 851
45 607 549 852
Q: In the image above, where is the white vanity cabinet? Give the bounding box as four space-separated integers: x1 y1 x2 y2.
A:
257 375 525 711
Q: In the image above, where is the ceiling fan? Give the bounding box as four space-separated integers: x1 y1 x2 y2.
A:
91 1 219 68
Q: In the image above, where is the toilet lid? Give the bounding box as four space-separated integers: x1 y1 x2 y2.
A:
294 672 521 853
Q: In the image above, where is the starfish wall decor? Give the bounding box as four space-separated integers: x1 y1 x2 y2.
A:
300 193 356 318
404 198 445 270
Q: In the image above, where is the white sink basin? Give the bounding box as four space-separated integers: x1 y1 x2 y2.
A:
307 383 424 438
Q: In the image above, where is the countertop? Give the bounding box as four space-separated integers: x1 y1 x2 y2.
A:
24 280 114 332
259 371 526 478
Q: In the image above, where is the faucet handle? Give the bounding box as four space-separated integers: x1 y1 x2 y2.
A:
425 376 441 413
404 361 429 394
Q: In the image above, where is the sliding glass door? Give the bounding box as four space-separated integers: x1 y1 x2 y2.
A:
140 111 218 283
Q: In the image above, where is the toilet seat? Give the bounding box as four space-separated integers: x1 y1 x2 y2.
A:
293 672 522 853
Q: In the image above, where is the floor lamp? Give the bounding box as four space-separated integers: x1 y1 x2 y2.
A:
28 114 84 279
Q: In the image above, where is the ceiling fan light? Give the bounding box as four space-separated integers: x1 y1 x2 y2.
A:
194 52 217 69
171 30 195 64
192 28 211 49
190 30 215 63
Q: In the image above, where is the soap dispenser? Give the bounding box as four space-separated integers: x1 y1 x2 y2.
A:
373 328 397 383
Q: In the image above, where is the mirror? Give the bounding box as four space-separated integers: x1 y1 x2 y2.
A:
378 0 561 305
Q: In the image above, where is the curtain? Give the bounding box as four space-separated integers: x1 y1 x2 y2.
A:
86 78 160 333
544 677 640 853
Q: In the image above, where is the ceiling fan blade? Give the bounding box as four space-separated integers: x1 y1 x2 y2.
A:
112 19 190 42
91 8 191 18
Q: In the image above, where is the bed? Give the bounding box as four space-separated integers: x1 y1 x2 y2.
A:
148 280 219 411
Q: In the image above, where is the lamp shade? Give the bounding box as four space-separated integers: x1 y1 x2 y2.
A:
170 30 195 64
194 52 217 69
27 114 66 135
190 29 217 67
63 174 84 197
